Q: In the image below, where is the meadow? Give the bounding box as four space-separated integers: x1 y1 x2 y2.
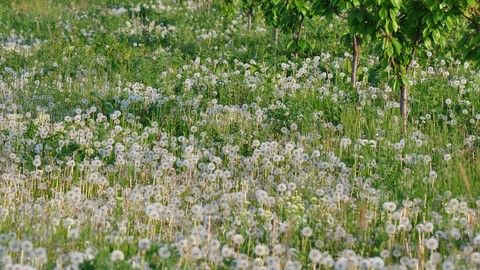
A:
0 0 480 269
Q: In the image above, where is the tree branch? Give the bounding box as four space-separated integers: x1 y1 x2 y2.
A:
462 12 480 32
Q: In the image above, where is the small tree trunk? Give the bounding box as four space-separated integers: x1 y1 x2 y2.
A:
274 27 279 45
247 11 252 30
397 47 417 134
292 28 299 41
351 34 361 87
400 81 408 133
296 17 304 41
292 29 299 58
292 17 304 58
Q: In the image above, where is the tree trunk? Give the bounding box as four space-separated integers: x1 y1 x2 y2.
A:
247 11 252 31
292 30 299 58
274 27 279 45
351 34 361 87
293 28 299 42
292 17 304 58
400 82 408 133
295 17 304 41
397 46 416 134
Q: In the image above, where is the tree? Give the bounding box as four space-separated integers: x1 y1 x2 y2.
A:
282 0 314 55
376 0 461 132
328 0 378 87
241 0 261 30
220 0 237 19
347 3 377 87
221 0 261 30
457 0 480 62
310 0 378 87
258 0 316 56
260 0 283 44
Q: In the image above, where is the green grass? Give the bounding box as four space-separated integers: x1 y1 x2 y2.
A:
0 0 480 269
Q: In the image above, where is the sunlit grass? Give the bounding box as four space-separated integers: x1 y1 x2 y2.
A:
0 0 479 269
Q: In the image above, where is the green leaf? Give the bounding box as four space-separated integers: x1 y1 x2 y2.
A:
391 37 402 54
432 29 441 43
391 18 398 31
391 0 401 8
385 41 394 57
393 78 398 91
424 38 432 48
379 7 388 19
401 75 408 86
389 9 396 21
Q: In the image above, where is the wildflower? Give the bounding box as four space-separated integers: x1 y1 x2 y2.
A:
424 222 434 233
190 246 203 260
287 182 297 191
33 247 47 263
340 138 352 149
309 249 321 263
471 252 480 264
232 234 244 245
111 250 124 262
235 258 249 269
255 190 268 204
380 250 390 259
272 244 286 256
301 227 313 237
385 224 396 235
383 202 397 212
21 241 33 252
253 257 264 268
138 239 151 251
70 252 84 265
254 244 269 257
449 228 461 240
425 238 439 250
442 260 454 270
285 260 302 270
68 228 80 240
158 246 171 259
334 257 348 270
33 156 41 168
277 183 287 193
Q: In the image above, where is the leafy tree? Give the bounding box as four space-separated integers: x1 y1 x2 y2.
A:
271 0 337 56
260 0 283 44
282 0 314 55
347 3 377 88
221 0 261 30
328 0 378 87
220 0 237 19
457 0 480 62
241 0 261 30
375 0 461 132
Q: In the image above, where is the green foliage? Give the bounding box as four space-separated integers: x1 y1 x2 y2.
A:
259 0 283 28
259 0 324 54
458 0 480 63
375 0 469 84
221 0 261 27
2 1 480 269
333 0 378 40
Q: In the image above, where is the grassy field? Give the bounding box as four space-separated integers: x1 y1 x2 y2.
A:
1 0 480 269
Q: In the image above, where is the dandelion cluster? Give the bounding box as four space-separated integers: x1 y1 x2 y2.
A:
0 0 480 269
